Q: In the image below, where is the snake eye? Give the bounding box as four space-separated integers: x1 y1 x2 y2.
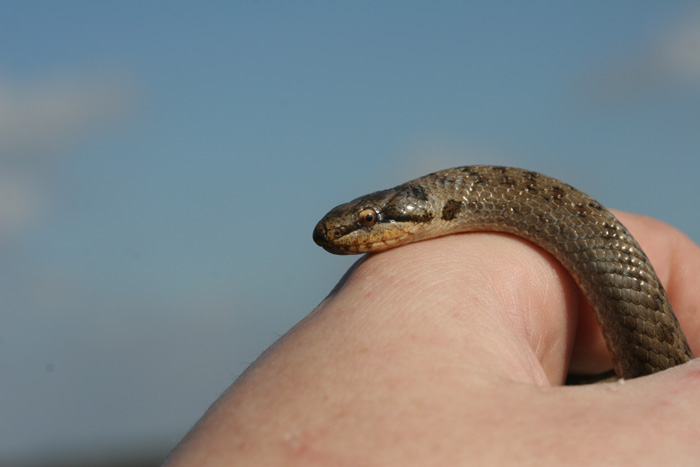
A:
358 208 378 227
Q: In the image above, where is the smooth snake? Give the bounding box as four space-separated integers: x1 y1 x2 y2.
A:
312 165 693 380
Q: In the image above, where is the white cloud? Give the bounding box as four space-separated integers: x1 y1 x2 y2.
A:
580 7 700 103
0 69 135 158
656 8 700 82
0 69 135 239
0 172 40 237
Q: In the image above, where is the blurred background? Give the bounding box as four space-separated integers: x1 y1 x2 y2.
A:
1 2 699 465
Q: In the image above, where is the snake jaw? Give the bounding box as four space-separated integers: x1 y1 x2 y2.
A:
313 216 419 254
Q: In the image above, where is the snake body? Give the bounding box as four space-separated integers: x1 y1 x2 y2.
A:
313 165 693 379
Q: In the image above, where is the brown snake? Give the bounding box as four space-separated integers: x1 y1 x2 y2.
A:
312 165 694 379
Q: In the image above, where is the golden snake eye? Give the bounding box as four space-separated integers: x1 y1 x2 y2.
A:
358 208 378 227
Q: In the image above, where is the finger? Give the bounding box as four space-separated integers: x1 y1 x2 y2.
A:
568 210 700 374
321 232 579 385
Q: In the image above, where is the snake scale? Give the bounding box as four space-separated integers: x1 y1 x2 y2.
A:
312 165 694 379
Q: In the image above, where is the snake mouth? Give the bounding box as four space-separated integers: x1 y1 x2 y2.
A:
313 220 412 255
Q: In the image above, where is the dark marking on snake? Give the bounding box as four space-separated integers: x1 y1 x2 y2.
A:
406 184 429 202
551 186 566 200
389 211 433 224
523 180 538 192
441 199 463 221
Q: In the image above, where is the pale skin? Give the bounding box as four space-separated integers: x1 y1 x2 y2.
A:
164 211 700 465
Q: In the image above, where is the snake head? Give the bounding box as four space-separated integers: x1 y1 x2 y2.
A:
313 184 434 255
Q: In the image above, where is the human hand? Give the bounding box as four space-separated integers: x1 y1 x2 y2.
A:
164 211 700 465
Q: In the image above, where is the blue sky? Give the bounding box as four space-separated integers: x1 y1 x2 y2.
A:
2 2 700 463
